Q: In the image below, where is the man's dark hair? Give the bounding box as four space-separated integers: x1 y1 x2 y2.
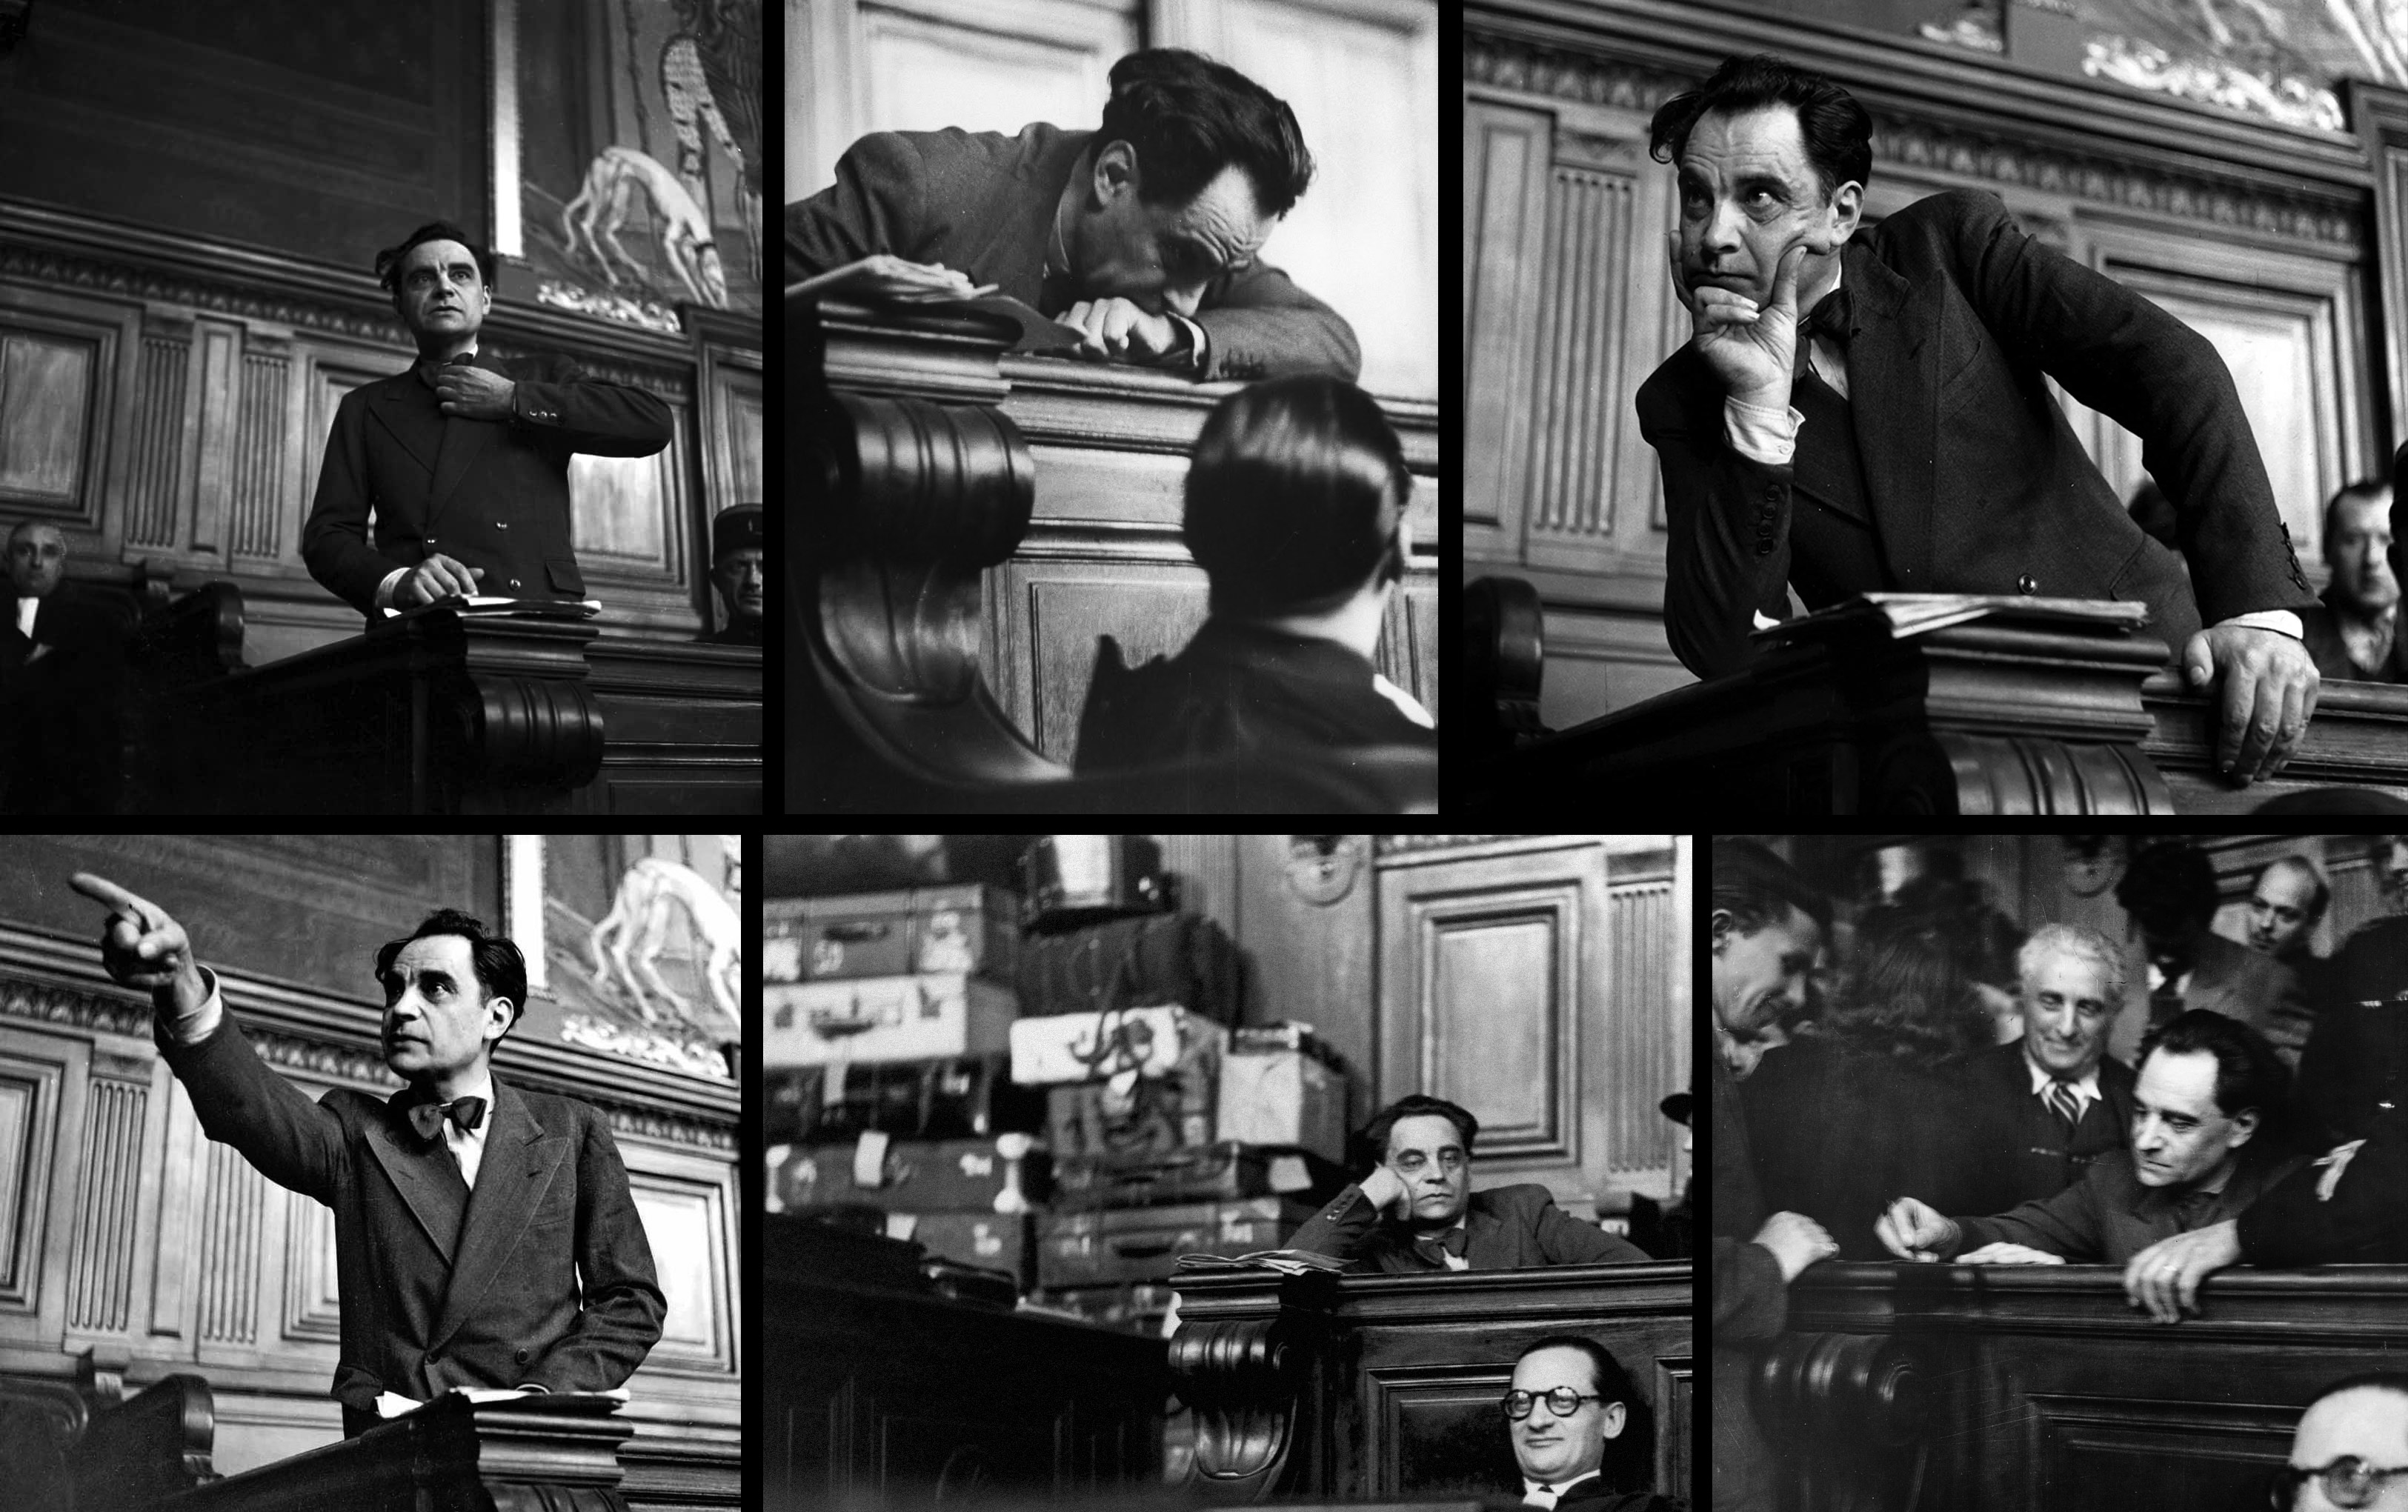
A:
2331 477 2391 542
2115 842 2221 932
1517 1334 1637 1408
1646 53 1874 201
374 222 496 297
2138 1009 2289 1127
376 908 529 1029
1097 48 1314 218
1357 1093 1478 1173
1183 376 1410 619
1712 837 1832 941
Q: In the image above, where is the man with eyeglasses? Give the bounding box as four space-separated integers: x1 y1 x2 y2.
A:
2274 1374 2408 1511
1287 1095 1649 1272
1495 1336 1682 1511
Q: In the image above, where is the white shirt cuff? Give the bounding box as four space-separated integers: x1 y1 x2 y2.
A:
373 567 409 610
1724 395 1801 466
168 967 224 1046
1171 313 1208 375
2220 610 2304 641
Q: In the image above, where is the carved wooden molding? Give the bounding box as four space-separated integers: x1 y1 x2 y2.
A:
1165 1273 1338 1502
1463 27 2363 250
1752 1331 1925 1512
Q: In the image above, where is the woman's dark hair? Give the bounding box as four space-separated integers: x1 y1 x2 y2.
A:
1646 53 1873 200
2115 842 2221 932
1822 919 1986 1070
376 908 529 1030
374 222 496 296
1183 376 1410 618
1354 1093 1479 1174
2138 1008 2290 1130
1098 48 1314 217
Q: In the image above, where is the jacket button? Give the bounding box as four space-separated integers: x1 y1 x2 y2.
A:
2018 574 2038 594
425 537 436 547
495 521 508 530
1764 487 1780 504
515 1348 530 1365
510 579 523 590
1756 542 1774 556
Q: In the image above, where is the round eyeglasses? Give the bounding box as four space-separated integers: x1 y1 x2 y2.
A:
1500 1389 1603 1421
2270 1457 2408 1509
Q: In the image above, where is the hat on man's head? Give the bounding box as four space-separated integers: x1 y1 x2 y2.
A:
713 503 762 560
1660 1089 1692 1126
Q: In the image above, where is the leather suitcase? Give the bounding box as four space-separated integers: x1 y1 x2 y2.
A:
764 885 1020 984
895 1210 1036 1291
763 1056 1045 1143
1051 1142 1345 1211
1217 1048 1346 1162
1037 1197 1317 1288
1010 1005 1226 1085
1045 1072 1216 1160
1020 835 1171 928
1014 913 1242 1024
768 1134 1051 1213
765 972 1018 1066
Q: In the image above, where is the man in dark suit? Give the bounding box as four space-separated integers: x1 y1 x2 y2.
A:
790 48 1359 382
72 872 665 1437
1970 922 2140 1205
1287 1094 1649 1271
2298 480 2400 681
2115 841 2313 1067
701 503 762 646
1494 1336 1682 1511
302 222 673 620
1640 53 2320 786
0 522 127 813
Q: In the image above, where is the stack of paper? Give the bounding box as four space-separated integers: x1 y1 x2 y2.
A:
1174 1248 1348 1276
1752 592 2151 643
377 596 603 622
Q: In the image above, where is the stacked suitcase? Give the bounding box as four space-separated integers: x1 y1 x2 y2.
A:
765 841 1353 1334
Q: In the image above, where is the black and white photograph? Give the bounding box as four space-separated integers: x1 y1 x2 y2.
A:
791 0 1438 813
1468 0 2408 816
0 835 742 1508
1714 833 2408 1512
765 834 1692 1510
0 4 762 813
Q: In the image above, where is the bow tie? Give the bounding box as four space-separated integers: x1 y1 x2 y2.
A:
1800 287 1853 347
408 1096 487 1143
1413 1227 1468 1268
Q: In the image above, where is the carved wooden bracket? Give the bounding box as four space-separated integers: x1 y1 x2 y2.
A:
1466 576 1549 756
1166 1270 1339 1503
1752 1331 1926 1512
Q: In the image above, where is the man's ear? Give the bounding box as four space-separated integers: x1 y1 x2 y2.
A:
485 997 515 1045
1711 909 1735 954
2228 1107 2260 1149
1599 1400 1627 1440
1094 139 1139 206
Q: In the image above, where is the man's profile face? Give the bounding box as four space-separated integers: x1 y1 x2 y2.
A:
379 933 508 1082
7 525 65 599
2019 949 2115 1082
1673 106 1861 308
1712 902 1821 1034
2130 1046 2252 1189
1509 1345 1624 1487
2248 862 2320 956
1080 143 1274 319
2289 1386 2408 1512
1382 1113 1470 1229
2328 493 2398 616
712 547 763 622
394 239 490 346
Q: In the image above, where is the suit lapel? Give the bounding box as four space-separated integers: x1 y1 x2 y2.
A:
365 1096 468 1265
423 354 502 534
1462 1195 1503 1267
1840 242 1943 592
368 373 443 479
428 1077 570 1355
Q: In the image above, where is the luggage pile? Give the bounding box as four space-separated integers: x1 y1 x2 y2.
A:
764 838 1355 1334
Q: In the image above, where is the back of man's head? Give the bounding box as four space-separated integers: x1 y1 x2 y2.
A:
1099 49 1314 218
1183 376 1408 620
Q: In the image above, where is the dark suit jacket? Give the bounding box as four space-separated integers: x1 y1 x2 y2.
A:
1286 1181 1649 1273
2298 584 2401 682
2295 915 2408 1146
2161 932 2315 1064
302 352 673 617
2238 1105 2408 1265
0 587 128 813
1074 618 1435 773
1949 1144 2306 1264
1711 1056 1780 1512
1968 1041 2138 1206
1480 1485 1684 1512
159 1010 665 1413
788 122 1361 382
1637 187 2315 679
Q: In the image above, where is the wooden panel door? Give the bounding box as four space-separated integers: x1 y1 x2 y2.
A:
1374 836 1689 1213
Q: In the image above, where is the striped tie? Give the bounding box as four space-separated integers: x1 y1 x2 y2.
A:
2048 1080 2081 1133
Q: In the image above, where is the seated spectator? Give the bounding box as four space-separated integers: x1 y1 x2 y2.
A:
1965 922 2139 1206
1 522 127 814
2294 893 2408 1150
1287 1094 1649 1271
1492 1335 1683 1511
2244 853 2332 1007
2116 840 2312 1065
1074 376 1432 773
1875 1009 2306 1267
1741 919 2008 1261
2269 1374 2408 1512
2298 479 2401 682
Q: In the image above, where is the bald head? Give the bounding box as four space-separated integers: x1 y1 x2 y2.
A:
2247 856 2328 959
7 523 64 599
2290 1381 2408 1511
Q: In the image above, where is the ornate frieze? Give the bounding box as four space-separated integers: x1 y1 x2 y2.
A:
1464 30 2363 251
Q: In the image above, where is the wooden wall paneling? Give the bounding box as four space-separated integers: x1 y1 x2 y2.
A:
148 1064 199 1349
0 1029 67 1328
198 1139 266 1350
793 0 864 202
997 554 1214 762
1602 842 1679 1199
127 317 193 557
1463 98 1554 564
0 283 136 545
1154 835 1242 950
1234 835 1377 1129
854 0 1137 143
63 1048 149 1339
2348 78 2408 456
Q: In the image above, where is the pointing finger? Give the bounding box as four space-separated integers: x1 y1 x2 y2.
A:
71 873 156 925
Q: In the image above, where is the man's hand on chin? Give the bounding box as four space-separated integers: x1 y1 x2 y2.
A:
2181 622 2318 785
1063 298 1187 367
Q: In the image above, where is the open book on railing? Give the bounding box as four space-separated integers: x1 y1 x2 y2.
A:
1752 592 2152 644
1176 1249 1348 1276
791 254 1085 353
